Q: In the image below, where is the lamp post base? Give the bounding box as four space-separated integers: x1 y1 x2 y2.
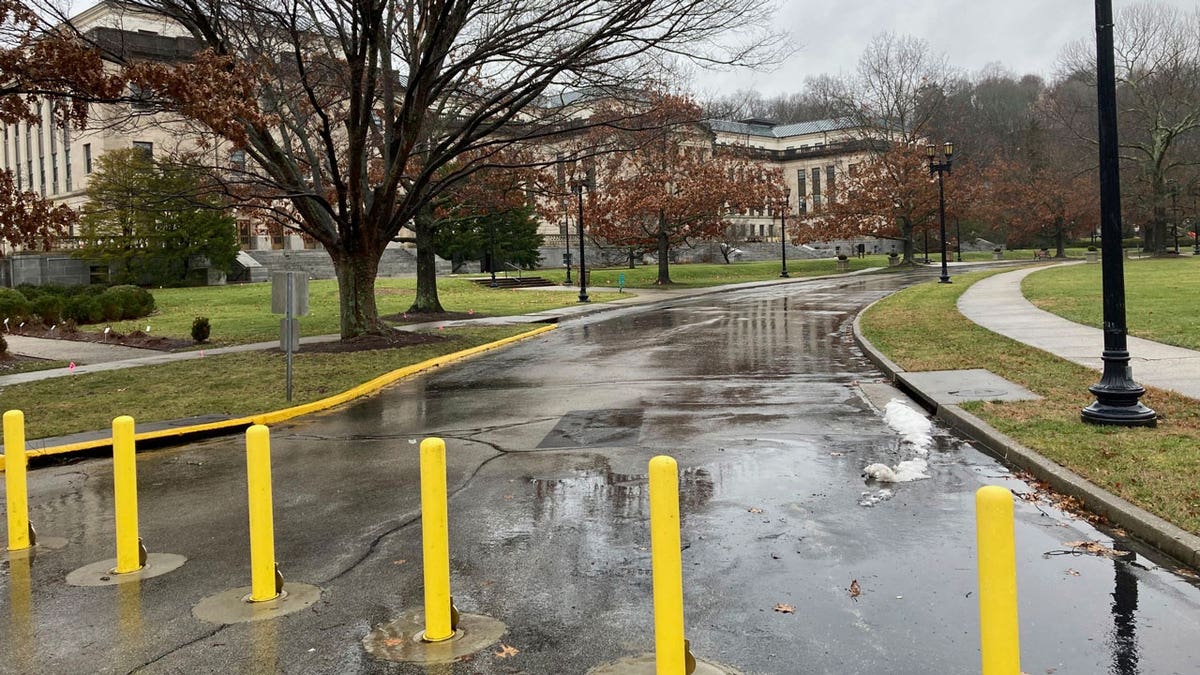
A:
780 271 789 278
939 277 952 284
1081 377 1157 427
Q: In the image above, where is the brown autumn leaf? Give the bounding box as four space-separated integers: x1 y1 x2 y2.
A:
494 643 520 659
1065 568 1081 577
748 507 764 514
849 579 861 599
1061 541 1120 558
773 603 795 614
382 637 404 647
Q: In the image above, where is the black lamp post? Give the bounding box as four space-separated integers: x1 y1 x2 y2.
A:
955 216 962 262
1171 187 1179 254
780 186 791 278
563 204 572 285
1081 0 1156 426
927 142 953 284
571 179 589 303
488 216 498 288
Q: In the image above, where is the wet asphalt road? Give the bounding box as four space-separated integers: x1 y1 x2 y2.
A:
4 271 1200 674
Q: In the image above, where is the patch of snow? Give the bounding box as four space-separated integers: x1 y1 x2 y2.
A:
883 399 933 455
861 458 930 483
858 488 895 507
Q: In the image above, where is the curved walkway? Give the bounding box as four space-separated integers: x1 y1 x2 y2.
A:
957 263 1200 399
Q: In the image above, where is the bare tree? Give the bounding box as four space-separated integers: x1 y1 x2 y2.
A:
42 0 787 337
1054 2 1200 255
845 32 953 143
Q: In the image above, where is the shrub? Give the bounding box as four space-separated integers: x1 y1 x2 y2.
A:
0 333 6 355
0 288 32 323
31 295 64 326
191 316 211 343
103 285 155 320
63 295 104 325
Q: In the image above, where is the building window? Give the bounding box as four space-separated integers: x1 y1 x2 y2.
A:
39 157 45 196
133 141 153 158
826 165 835 197
229 149 246 171
51 153 58 194
84 143 92 174
796 169 806 198
811 167 821 209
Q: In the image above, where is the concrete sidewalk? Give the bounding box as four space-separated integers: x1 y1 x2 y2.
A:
957 263 1200 399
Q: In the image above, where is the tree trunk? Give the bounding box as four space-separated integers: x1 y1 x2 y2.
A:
655 212 671 285
1055 218 1066 257
332 248 386 339
408 206 445 314
901 222 915 264
629 248 637 268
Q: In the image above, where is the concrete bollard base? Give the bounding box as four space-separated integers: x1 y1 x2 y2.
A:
588 654 742 674
363 610 505 664
66 552 186 586
192 582 321 624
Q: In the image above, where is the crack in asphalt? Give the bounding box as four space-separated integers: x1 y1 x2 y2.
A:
318 435 514 586
127 624 227 674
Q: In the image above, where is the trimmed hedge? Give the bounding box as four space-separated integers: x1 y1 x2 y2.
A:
0 288 32 323
11 284 155 326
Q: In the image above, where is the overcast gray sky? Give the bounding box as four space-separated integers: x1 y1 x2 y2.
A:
694 0 1199 96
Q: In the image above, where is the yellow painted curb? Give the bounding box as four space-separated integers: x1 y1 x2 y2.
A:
3 324 557 470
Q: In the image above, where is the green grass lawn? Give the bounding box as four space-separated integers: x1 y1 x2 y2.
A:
1023 255 1200 349
3 325 534 440
101 278 620 346
533 256 884 288
860 270 1200 535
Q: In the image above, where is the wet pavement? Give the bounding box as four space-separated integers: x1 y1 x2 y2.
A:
4 269 1200 674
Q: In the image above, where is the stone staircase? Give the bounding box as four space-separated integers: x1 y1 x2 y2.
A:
470 276 556 288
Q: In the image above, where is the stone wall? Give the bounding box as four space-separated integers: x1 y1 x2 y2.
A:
1 255 96 287
244 247 452 279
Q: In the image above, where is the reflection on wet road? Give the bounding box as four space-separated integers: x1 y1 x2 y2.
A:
4 271 1200 674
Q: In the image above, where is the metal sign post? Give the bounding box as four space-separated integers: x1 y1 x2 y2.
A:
271 272 309 402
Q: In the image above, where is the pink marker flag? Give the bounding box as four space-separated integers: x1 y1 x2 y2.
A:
68 361 76 371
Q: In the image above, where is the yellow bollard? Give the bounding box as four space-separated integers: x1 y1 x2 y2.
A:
419 437 455 642
976 485 1021 675
649 455 687 675
246 424 280 602
4 410 33 551
113 416 144 573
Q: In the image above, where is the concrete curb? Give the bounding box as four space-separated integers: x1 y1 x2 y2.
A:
4 324 557 470
851 292 1200 569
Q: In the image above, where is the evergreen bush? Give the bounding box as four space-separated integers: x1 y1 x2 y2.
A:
191 316 211 343
31 295 64 326
0 288 32 323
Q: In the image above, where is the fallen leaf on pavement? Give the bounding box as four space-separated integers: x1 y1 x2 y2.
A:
1065 568 1081 577
494 643 519 658
383 637 404 647
748 507 764 514
849 579 861 599
392 559 406 565
773 603 795 614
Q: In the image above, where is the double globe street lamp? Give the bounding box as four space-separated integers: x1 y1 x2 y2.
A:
927 142 953 284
